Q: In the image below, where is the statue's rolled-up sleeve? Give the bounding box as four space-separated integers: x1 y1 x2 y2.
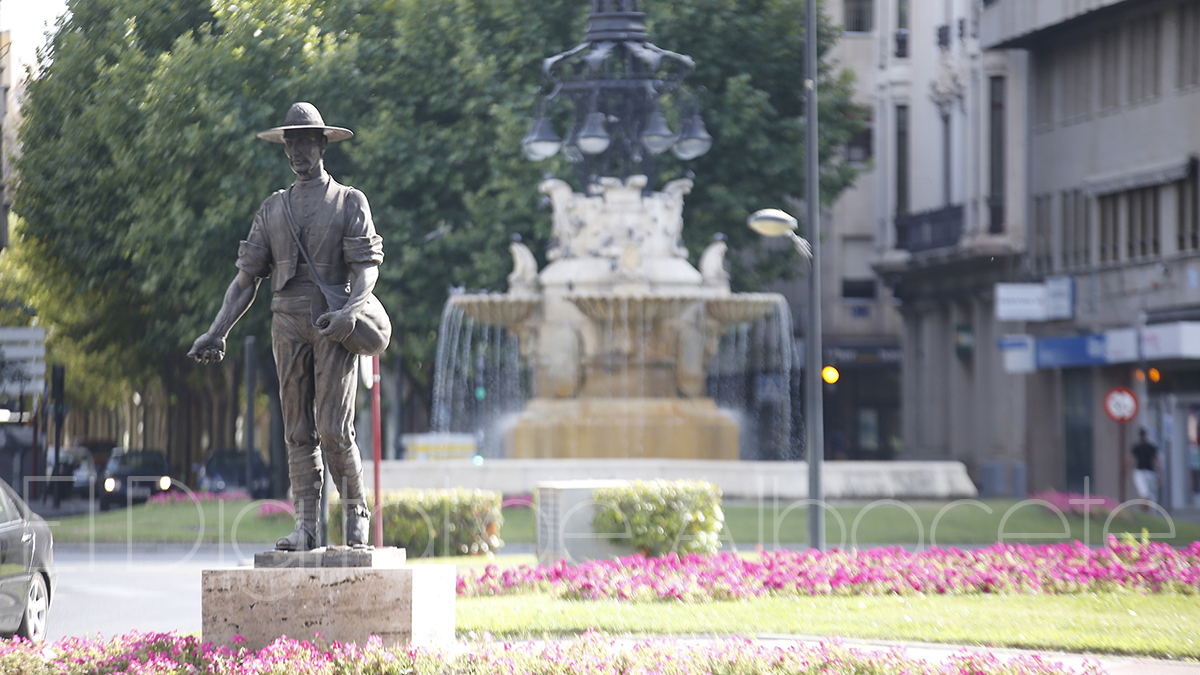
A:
343 189 384 266
236 206 273 278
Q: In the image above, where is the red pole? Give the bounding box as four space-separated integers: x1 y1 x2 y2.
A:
1118 422 1127 504
30 394 39 501
372 354 383 548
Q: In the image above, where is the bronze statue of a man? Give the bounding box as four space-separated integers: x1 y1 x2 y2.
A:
189 102 383 551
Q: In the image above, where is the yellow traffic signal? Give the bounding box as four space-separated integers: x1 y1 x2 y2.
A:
821 366 840 384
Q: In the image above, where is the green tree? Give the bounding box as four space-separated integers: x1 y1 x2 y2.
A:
10 0 865 437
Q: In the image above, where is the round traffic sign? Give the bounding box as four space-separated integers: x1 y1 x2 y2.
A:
1103 386 1138 423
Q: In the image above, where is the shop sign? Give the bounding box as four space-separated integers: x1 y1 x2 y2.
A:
1035 333 1106 369
997 334 1035 373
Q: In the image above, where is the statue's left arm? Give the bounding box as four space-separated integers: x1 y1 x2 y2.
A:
317 187 383 343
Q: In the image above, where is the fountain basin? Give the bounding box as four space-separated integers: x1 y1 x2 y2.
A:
449 294 540 327
506 397 739 460
705 293 783 326
566 293 705 323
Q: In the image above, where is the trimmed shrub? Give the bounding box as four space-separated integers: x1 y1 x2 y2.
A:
330 488 503 556
592 479 723 556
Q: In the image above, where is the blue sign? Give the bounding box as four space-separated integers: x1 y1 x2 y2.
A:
1035 334 1106 369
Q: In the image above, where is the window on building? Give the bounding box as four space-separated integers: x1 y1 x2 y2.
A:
1127 185 1160 258
846 125 872 163
895 104 909 216
1099 193 1120 263
942 113 952 206
988 76 1005 233
894 0 909 57
1061 41 1093 122
1099 25 1122 109
1180 1 1200 89
1035 51 1055 127
1060 189 1089 269
1033 194 1053 274
1127 13 1161 104
845 0 873 32
1179 170 1199 251
842 279 878 299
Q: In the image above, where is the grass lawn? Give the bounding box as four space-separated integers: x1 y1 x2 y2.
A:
47 500 293 544
51 497 1200 547
457 591 1200 660
501 499 1200 548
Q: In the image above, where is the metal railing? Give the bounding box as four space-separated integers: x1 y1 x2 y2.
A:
894 204 964 253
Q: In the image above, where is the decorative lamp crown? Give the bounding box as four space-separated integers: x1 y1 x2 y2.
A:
521 0 711 188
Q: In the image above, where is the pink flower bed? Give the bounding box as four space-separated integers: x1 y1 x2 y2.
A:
459 539 1200 600
0 631 1101 675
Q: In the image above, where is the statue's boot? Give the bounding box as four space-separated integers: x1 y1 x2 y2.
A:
278 473 321 552
276 520 319 552
345 504 371 549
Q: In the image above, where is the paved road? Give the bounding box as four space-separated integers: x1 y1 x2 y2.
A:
47 543 271 642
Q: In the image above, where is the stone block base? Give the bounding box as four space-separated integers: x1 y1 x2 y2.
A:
202 565 455 651
507 397 739 460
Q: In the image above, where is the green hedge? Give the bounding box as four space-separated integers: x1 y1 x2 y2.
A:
592 479 724 556
329 488 503 556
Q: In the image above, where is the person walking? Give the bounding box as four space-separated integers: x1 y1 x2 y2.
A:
1130 428 1160 511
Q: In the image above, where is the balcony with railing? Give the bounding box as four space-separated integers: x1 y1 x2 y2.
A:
894 204 964 253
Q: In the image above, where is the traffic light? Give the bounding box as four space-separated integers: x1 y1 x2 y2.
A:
821 365 840 384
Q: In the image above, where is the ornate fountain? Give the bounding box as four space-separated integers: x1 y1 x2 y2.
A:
439 0 788 460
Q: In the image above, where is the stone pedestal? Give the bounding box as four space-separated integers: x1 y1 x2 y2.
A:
507 397 739 460
202 547 454 651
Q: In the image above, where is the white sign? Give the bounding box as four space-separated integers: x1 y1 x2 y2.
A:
1044 276 1075 320
1141 321 1200 360
995 278 1074 322
995 283 1047 321
1104 327 1139 363
997 334 1035 373
0 327 47 396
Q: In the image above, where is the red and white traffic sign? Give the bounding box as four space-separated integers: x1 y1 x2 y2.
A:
1103 386 1138 423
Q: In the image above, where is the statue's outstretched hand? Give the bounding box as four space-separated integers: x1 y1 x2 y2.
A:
317 309 357 343
188 333 227 364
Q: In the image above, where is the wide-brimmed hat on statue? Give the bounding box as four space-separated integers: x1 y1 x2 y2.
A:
255 102 354 143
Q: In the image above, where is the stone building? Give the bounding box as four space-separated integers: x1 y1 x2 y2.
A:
860 0 1200 507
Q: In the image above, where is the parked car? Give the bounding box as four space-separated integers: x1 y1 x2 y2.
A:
99 449 173 510
0 477 55 642
197 449 270 499
44 447 97 499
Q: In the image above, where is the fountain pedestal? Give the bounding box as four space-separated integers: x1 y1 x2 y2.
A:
507 397 738 460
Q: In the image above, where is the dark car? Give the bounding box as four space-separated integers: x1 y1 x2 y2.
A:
197 449 270 499
99 449 173 510
0 477 55 642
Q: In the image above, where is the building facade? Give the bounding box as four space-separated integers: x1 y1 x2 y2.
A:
978 0 1200 508
866 0 1200 507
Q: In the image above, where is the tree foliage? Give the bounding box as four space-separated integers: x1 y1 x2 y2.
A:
10 0 865 413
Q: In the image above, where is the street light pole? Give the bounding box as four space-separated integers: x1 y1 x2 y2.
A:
803 0 824 552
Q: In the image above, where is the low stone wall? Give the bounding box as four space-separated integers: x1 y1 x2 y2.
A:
363 459 977 500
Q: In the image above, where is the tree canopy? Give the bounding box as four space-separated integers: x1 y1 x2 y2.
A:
8 0 865 411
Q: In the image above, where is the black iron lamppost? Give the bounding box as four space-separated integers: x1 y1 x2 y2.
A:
521 0 712 187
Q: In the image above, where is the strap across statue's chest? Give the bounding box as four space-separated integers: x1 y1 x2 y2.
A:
288 185 341 254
